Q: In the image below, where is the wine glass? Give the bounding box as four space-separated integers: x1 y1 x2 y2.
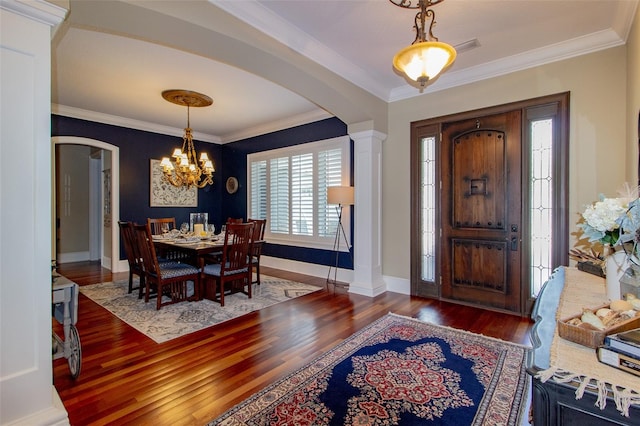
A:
160 222 170 237
180 222 189 234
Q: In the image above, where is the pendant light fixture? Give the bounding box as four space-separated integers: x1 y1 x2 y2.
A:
159 90 215 189
389 0 456 88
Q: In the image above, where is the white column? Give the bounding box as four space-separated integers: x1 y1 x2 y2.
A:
1 1 68 424
348 129 387 296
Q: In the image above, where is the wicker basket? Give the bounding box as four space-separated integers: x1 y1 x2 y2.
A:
557 305 640 348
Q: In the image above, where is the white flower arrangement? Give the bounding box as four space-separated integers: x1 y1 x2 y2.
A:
579 196 628 246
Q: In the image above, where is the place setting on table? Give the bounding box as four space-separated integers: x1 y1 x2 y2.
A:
153 223 222 247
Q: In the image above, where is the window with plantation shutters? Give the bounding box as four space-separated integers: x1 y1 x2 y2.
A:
247 135 350 250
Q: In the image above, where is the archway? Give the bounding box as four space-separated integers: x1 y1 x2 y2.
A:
52 136 122 272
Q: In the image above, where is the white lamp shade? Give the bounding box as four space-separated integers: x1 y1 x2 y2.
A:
327 186 354 205
160 157 174 170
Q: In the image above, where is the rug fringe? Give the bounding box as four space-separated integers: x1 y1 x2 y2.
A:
535 367 640 417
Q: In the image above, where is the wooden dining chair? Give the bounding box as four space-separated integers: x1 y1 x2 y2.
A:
201 217 245 266
147 217 192 263
247 218 266 285
118 221 145 298
201 222 255 306
147 217 176 235
133 223 200 310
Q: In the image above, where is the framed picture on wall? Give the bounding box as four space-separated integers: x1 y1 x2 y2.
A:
150 159 197 207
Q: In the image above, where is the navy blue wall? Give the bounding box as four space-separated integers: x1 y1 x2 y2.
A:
52 115 354 270
223 117 354 268
52 115 223 228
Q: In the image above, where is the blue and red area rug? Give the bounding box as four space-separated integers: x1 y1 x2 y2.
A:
210 313 530 425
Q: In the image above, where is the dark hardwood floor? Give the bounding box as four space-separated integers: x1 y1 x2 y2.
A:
53 261 533 425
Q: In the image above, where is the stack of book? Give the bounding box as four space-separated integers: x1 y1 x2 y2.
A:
597 328 640 376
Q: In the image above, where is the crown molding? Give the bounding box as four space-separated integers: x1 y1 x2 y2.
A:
52 104 333 144
52 104 222 143
219 109 333 143
0 0 67 26
388 28 627 102
213 0 389 101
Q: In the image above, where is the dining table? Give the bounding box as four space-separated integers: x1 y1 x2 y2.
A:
153 233 266 301
153 234 225 300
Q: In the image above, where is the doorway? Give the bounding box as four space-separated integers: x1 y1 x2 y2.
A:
410 93 570 316
52 136 122 272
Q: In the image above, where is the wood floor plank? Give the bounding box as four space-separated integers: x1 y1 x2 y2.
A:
53 261 533 425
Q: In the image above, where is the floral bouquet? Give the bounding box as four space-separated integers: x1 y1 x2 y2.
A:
577 184 640 265
579 196 628 246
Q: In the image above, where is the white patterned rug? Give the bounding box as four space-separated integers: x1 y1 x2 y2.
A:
79 276 321 343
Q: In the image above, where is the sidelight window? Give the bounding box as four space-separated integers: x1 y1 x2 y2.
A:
421 135 437 282
530 119 554 296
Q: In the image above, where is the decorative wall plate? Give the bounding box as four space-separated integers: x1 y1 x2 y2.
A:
226 176 238 194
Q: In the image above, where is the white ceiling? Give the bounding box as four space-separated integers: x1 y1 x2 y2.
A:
51 0 638 143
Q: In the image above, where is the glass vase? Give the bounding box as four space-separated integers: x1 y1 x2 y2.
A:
606 247 628 301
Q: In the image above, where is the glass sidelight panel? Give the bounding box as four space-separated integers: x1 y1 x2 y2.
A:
421 136 436 282
530 118 553 296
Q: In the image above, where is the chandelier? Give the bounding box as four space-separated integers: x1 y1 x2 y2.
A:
159 89 215 189
389 0 456 88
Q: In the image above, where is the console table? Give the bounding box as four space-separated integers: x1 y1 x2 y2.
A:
527 267 640 425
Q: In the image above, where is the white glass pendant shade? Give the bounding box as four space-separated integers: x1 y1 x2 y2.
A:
393 41 456 84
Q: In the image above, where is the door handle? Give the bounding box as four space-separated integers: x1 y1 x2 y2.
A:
510 237 518 251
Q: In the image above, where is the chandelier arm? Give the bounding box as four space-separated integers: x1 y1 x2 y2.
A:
163 171 181 187
425 9 438 42
414 9 424 43
193 175 213 189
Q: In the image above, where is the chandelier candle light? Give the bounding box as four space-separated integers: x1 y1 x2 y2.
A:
160 89 215 189
389 0 456 88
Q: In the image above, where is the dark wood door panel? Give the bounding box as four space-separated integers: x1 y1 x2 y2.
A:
453 130 506 230
441 111 522 314
452 239 507 293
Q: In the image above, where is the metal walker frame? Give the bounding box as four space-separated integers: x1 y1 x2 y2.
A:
52 274 82 378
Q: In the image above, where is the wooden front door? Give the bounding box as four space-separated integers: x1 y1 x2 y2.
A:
440 111 522 314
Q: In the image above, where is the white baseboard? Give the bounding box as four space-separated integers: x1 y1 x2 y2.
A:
383 275 411 295
101 255 112 270
114 256 412 295
3 387 69 426
261 256 354 283
58 251 90 264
